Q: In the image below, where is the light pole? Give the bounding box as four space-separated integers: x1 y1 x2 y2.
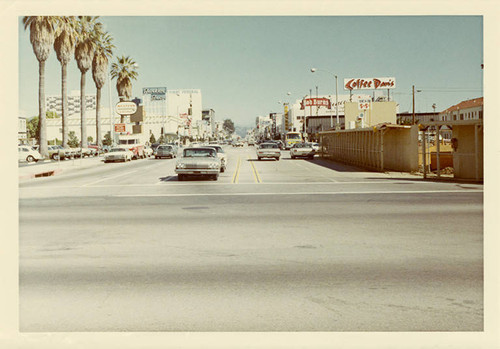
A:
311 68 338 129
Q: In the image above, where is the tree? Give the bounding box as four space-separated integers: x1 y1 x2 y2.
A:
68 131 79 148
53 16 77 148
103 132 112 146
149 133 156 144
87 136 94 143
23 16 58 157
92 27 115 148
27 116 40 140
223 119 235 135
110 55 138 122
46 111 59 118
75 16 100 148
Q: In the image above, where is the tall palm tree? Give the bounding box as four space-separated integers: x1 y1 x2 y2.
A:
22 16 58 158
91 28 115 148
74 16 100 148
53 16 77 148
110 55 139 123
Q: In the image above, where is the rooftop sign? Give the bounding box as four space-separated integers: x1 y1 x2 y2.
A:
115 101 138 115
344 77 396 90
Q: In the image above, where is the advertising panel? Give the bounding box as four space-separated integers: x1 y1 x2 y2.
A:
143 87 167 101
115 102 138 115
344 77 396 90
300 97 331 109
114 123 126 133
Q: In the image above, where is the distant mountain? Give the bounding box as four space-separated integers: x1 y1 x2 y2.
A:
234 125 252 138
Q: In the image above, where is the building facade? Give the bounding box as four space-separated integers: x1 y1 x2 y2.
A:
439 97 483 121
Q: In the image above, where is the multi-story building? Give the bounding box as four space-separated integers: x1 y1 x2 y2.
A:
46 91 96 115
439 97 483 121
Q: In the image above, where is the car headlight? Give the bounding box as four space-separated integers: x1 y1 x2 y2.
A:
208 162 219 169
176 162 185 169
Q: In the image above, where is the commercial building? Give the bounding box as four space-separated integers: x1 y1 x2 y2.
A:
439 97 483 121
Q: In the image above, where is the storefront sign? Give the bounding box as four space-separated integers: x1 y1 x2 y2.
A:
358 99 371 110
344 77 396 90
115 102 138 115
114 123 126 133
300 97 332 109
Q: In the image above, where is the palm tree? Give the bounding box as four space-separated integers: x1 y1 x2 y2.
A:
22 16 58 158
74 16 100 148
110 55 139 123
53 16 77 148
91 28 115 148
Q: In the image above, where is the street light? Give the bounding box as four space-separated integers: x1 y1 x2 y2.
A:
311 67 338 129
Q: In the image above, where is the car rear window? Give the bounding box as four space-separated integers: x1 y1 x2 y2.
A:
260 143 278 149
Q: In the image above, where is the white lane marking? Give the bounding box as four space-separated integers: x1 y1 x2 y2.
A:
81 169 139 187
20 181 483 189
114 189 483 197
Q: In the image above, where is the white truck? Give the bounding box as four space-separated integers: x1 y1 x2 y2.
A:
117 134 147 159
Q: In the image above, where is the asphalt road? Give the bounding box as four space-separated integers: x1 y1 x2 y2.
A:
19 145 484 331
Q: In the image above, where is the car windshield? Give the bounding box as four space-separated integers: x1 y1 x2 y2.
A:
110 148 126 152
183 148 216 158
260 143 278 149
287 134 301 140
158 146 172 151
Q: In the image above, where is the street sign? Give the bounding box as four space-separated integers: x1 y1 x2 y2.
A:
115 101 137 115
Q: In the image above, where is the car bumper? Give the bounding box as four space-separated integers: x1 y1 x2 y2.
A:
175 169 219 175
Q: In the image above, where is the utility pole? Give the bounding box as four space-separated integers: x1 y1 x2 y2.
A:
412 85 415 125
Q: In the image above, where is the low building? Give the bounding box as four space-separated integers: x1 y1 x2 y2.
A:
18 116 28 144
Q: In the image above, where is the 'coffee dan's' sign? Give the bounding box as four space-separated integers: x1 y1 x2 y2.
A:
344 77 396 90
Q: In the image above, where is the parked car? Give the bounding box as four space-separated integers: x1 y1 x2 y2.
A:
175 147 221 181
256 142 281 161
103 147 133 163
290 142 316 159
207 145 227 172
155 145 177 159
18 145 44 163
311 142 320 152
233 141 244 147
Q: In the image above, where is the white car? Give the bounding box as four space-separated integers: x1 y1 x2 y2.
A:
311 143 320 152
175 147 221 181
103 147 133 163
18 145 44 163
290 142 316 159
207 145 227 172
256 142 281 160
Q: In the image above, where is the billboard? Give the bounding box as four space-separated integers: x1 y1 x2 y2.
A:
300 97 331 109
143 87 167 101
344 77 396 90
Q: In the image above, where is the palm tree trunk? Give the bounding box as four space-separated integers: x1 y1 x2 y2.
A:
38 60 48 158
80 71 87 148
96 87 102 148
61 63 69 148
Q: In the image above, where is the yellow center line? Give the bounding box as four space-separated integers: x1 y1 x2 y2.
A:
232 156 241 184
248 156 261 183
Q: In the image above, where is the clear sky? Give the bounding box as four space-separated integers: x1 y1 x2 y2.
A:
18 16 483 127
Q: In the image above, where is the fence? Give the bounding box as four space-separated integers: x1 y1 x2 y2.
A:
319 124 419 172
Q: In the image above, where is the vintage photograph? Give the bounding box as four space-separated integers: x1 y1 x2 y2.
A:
12 10 493 347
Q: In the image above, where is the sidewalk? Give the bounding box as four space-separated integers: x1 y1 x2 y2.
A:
18 156 105 182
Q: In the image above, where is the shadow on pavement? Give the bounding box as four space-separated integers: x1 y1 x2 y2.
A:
302 157 375 173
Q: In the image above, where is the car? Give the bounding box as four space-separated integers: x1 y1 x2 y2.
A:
155 145 177 159
103 147 133 163
290 142 316 159
311 142 320 152
256 142 281 161
175 146 221 181
18 145 44 163
206 145 227 172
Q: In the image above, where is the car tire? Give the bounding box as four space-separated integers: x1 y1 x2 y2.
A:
178 174 185 181
257 157 261 161
276 157 280 161
291 155 295 159
212 174 218 181
26 155 35 162
51 154 59 160
221 166 225 173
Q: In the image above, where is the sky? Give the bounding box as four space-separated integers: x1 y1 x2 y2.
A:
18 16 483 127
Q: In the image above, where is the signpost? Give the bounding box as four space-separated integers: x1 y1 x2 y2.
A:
114 123 126 133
